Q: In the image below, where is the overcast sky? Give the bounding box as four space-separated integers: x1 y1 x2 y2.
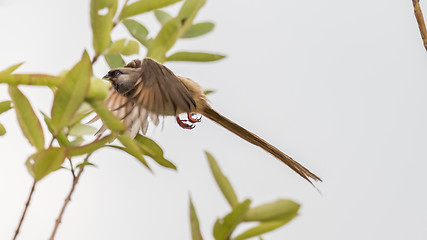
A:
1 0 427 239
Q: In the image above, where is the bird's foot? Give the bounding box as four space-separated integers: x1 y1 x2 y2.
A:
187 112 202 123
176 116 195 129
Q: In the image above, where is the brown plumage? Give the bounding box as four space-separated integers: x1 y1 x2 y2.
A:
94 58 322 184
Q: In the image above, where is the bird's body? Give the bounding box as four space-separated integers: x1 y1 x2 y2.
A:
97 58 322 184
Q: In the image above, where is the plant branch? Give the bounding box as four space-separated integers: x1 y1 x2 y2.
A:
12 180 36 240
413 0 427 51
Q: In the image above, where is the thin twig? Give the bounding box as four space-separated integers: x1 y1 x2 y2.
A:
12 181 36 240
413 0 427 51
67 158 76 181
48 153 92 240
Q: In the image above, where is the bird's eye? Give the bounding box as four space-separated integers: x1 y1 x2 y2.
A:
113 71 121 77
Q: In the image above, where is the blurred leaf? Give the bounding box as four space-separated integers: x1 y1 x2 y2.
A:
104 54 126 68
68 134 116 157
118 134 151 170
206 151 239 207
181 22 214 38
70 103 93 126
0 100 12 115
0 74 60 86
146 18 182 62
213 199 251 240
232 219 296 240
245 199 300 222
123 19 150 47
167 52 225 62
119 0 181 20
76 162 97 168
69 123 98 136
105 39 140 56
90 0 118 54
8 85 45 151
189 198 204 240
177 0 206 29
134 134 176 170
0 62 24 75
29 148 66 181
70 136 85 146
0 122 5 136
88 99 125 132
154 10 172 25
41 112 71 147
51 51 92 134
203 89 215 95
87 77 109 100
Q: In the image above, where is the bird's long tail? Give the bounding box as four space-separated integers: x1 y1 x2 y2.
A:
201 107 322 184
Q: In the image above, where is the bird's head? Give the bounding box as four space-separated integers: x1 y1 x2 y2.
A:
103 67 141 95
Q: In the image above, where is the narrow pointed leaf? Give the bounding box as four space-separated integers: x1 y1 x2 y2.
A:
146 17 182 62
167 52 225 62
0 74 60 86
134 134 176 170
245 199 300 222
87 99 125 132
70 136 85 146
181 22 214 38
87 77 109 100
118 134 151 169
154 10 172 25
0 123 5 136
213 199 251 240
0 100 12 115
90 0 118 54
232 218 297 240
76 162 97 168
206 151 239 207
68 134 116 157
189 198 204 240
105 39 140 55
30 147 67 181
51 51 92 134
104 54 126 68
123 19 149 46
177 0 206 30
8 86 44 151
0 62 24 75
69 123 98 136
203 89 215 95
41 112 71 147
119 0 182 20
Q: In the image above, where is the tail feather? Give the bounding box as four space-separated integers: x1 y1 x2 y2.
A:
201 107 322 184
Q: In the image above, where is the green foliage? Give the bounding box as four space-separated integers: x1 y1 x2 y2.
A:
105 39 140 55
117 134 151 169
0 100 12 115
154 10 172 25
181 22 214 38
167 52 225 62
213 200 251 240
0 123 6 136
27 148 66 181
90 0 118 54
134 134 177 170
122 19 150 47
88 99 126 132
119 0 182 20
189 198 204 240
104 54 126 68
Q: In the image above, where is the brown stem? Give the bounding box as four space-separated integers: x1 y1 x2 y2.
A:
413 0 427 51
48 153 92 240
12 181 36 240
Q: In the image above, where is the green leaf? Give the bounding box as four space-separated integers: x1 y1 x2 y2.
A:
167 52 225 62
76 162 97 168
213 199 251 240
51 51 92 134
0 62 24 75
232 219 297 240
70 136 85 146
177 0 206 28
189 198 204 240
245 199 300 222
134 134 176 170
104 54 126 68
87 77 109 100
122 19 150 47
0 100 12 115
88 99 125 132
181 22 214 38
146 17 182 62
0 122 6 136
68 134 116 157
203 89 215 95
8 85 45 151
105 39 140 55
41 112 71 147
154 10 172 25
119 0 182 20
69 123 98 136
206 151 239 207
0 74 60 86
118 134 151 170
29 148 67 181
90 0 118 54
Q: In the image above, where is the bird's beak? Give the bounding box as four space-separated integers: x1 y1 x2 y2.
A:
102 74 112 81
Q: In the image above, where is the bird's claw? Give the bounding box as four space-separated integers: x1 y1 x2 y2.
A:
176 113 202 129
187 112 202 123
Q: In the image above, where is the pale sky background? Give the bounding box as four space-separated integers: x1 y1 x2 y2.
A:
1 0 427 239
